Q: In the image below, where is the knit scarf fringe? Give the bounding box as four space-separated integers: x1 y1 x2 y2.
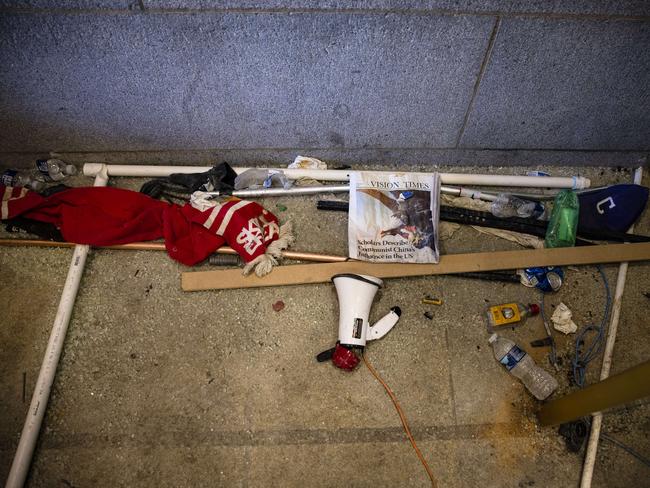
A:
242 221 295 277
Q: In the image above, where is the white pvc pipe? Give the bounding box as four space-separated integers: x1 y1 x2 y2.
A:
5 166 109 488
83 163 590 189
579 167 643 488
452 186 498 202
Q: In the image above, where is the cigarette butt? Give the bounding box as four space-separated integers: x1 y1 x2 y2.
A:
421 298 443 305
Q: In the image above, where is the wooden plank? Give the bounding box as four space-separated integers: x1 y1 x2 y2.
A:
538 360 650 426
181 242 650 291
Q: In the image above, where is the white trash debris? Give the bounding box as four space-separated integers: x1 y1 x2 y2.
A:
551 302 578 334
289 155 328 170
471 226 544 249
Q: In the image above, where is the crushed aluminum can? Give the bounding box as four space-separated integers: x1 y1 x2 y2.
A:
518 266 564 292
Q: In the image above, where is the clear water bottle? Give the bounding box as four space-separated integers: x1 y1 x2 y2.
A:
545 190 579 248
488 333 558 400
1 169 44 191
490 193 546 219
35 158 77 182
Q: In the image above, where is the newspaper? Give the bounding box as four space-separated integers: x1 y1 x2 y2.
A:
348 171 440 263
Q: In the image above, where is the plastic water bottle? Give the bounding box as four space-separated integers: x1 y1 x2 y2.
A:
35 158 77 182
488 333 558 400
491 193 546 219
1 169 44 191
545 190 579 248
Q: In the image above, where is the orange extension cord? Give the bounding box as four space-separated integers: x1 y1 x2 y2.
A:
363 353 438 488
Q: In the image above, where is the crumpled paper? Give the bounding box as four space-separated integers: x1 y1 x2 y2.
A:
440 221 461 240
288 155 328 170
551 302 578 334
471 226 544 249
441 194 491 211
190 191 221 212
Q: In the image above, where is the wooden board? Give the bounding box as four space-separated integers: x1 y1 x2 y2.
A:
181 242 650 291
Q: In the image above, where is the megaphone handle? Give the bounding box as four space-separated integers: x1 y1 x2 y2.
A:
316 347 336 362
367 307 401 341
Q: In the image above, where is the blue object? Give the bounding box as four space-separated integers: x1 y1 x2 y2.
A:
572 266 611 388
578 184 649 233
500 345 527 371
521 266 564 292
1 169 17 186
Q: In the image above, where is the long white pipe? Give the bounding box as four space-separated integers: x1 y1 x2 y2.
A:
211 185 499 200
579 167 643 488
83 163 590 189
5 166 109 488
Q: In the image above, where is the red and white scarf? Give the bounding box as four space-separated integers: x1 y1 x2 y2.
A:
0 184 293 276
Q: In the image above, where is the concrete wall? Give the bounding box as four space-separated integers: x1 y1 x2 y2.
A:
0 1 648 167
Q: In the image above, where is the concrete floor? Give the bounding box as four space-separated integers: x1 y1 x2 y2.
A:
1 164 649 487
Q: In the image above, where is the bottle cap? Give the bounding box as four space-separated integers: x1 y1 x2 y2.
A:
528 303 540 316
488 333 498 344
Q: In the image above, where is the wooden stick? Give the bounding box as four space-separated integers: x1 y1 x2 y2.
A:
0 238 168 251
0 238 347 263
181 242 650 291
538 360 650 426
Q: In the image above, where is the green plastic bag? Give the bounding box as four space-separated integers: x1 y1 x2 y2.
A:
545 190 579 248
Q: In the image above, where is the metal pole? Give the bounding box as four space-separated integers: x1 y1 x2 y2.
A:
5 167 109 488
222 185 498 202
217 185 350 198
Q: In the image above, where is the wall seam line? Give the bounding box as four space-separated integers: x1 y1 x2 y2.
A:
455 16 501 149
2 147 649 155
0 8 648 21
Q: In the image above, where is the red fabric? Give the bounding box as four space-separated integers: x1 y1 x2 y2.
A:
0 186 45 217
163 204 226 266
183 199 280 263
0 185 279 266
25 187 167 245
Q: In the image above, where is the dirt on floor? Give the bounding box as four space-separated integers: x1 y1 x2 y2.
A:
1 163 649 487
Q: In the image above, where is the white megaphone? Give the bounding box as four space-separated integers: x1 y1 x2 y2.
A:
317 273 401 371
